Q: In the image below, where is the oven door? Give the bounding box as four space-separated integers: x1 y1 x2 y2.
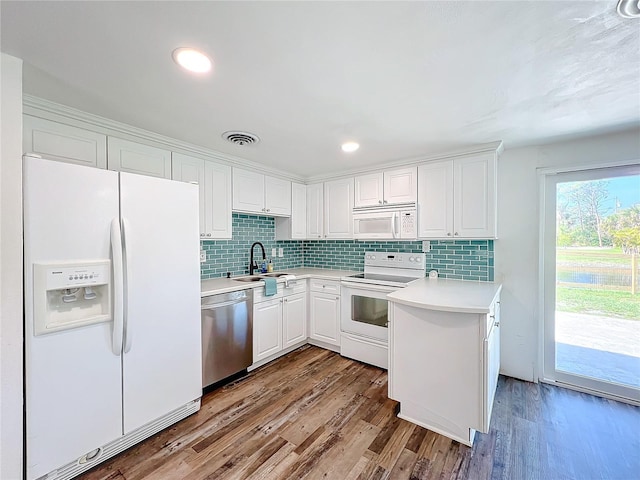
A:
340 281 397 342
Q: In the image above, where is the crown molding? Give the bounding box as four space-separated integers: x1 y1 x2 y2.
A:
23 95 503 185
22 94 306 182
305 140 504 183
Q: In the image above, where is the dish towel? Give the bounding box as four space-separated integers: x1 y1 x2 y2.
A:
263 277 277 296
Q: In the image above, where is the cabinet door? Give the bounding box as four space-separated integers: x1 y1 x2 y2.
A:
23 115 107 168
283 292 307 348
417 160 454 238
107 137 171 178
265 176 292 216
384 166 417 205
172 153 206 237
354 172 383 208
483 302 500 432
253 298 283 362
205 161 232 239
307 183 324 239
309 292 340 346
290 182 307 239
324 178 353 239
454 153 497 238
233 168 265 213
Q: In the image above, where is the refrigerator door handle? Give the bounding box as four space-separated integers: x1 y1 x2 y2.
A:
111 218 124 355
122 218 133 353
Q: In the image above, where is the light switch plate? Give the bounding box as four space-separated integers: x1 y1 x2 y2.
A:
200 250 206 263
422 241 430 253
271 248 277 258
278 248 284 257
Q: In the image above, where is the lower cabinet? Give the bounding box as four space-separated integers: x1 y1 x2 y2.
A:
252 282 307 365
283 292 307 348
309 279 341 347
253 296 283 362
388 295 501 446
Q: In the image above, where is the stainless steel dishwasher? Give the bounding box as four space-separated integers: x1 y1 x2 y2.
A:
201 289 253 389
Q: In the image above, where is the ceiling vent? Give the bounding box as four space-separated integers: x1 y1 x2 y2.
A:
222 131 260 146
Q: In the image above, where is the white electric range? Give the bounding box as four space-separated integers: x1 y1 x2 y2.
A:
340 252 426 368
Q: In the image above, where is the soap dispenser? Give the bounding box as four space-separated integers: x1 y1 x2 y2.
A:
267 259 274 273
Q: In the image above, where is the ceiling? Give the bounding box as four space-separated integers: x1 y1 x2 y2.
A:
1 1 639 179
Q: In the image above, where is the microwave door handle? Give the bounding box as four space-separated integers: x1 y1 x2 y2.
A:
391 212 398 239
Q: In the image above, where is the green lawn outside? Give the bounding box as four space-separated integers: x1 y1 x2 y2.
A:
556 247 630 266
556 286 640 320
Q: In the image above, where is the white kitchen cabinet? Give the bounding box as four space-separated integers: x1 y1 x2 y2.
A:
417 153 496 239
233 167 292 216
252 280 308 366
354 167 417 208
354 172 383 208
275 182 306 240
107 137 171 179
388 294 501 446
324 178 353 239
306 183 324 240
253 297 283 363
23 115 107 168
283 292 307 348
309 279 341 347
172 152 232 239
384 166 418 205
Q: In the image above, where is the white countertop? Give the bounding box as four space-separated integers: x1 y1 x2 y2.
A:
201 267 360 297
387 277 502 314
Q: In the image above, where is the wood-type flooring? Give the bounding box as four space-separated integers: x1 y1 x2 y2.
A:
80 345 640 480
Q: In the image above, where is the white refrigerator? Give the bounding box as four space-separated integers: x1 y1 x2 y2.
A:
23 155 202 480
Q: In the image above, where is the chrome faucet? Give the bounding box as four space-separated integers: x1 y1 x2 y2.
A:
249 241 266 275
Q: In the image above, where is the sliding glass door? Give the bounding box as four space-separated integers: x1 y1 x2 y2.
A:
542 164 640 402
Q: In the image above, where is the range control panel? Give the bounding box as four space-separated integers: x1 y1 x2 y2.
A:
364 252 425 270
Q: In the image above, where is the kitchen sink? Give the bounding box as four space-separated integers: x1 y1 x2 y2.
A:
233 276 264 282
260 272 290 278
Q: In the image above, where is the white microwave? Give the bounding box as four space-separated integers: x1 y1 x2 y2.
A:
353 207 417 240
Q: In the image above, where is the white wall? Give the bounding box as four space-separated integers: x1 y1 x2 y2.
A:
0 52 24 480
496 129 640 382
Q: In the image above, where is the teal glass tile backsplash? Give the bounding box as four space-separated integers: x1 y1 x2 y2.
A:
304 239 494 281
200 213 303 278
201 214 494 281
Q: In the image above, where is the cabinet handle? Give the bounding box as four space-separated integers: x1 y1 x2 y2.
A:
200 233 205 237
378 200 383 204
336 297 340 300
447 232 452 236
454 232 459 236
267 208 271 212
207 233 212 237
284 299 288 303
494 321 500 327
383 200 388 204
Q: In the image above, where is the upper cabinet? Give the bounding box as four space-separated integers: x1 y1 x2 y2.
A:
23 115 107 168
172 153 232 239
354 167 417 208
232 167 292 216
417 153 497 239
107 137 171 179
306 183 324 240
324 178 353 239
275 182 307 240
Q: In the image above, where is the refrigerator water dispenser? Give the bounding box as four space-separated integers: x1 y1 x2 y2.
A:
33 260 111 335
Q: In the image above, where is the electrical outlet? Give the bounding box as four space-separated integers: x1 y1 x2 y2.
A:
422 241 430 253
200 250 206 263
278 248 284 257
271 248 277 258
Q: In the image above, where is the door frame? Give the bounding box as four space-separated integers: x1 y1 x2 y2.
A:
538 159 640 404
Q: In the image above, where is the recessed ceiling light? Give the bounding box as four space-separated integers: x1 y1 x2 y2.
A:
341 142 360 153
172 48 212 73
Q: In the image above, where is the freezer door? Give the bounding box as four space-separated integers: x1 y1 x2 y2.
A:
23 157 122 480
119 172 202 433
